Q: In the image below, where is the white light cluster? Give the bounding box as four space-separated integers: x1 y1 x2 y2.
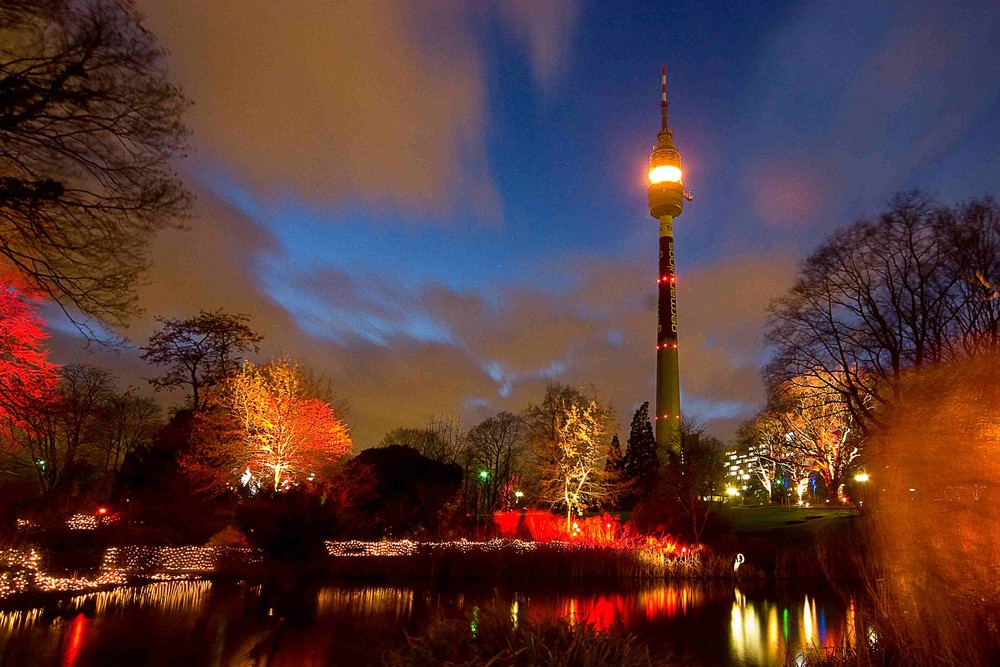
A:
104 546 261 573
0 546 262 600
66 513 99 530
324 538 696 559
325 538 548 557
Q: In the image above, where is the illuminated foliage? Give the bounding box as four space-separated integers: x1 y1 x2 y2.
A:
184 358 351 493
532 398 622 530
0 278 59 419
770 373 864 498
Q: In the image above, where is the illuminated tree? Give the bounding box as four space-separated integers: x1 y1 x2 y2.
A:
141 309 262 410
735 413 795 501
0 0 191 329
533 399 620 531
0 278 59 418
748 374 864 500
184 358 351 493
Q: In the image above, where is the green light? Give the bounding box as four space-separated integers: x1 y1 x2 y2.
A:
479 470 488 479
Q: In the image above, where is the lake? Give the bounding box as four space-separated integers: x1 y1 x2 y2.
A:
0 579 858 666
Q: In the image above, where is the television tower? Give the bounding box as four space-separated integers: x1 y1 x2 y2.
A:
647 66 690 451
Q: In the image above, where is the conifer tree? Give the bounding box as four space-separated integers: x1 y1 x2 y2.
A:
605 434 623 472
623 402 659 500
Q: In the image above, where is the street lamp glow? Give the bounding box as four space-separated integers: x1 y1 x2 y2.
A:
479 470 488 480
648 164 682 184
726 487 740 497
854 473 870 483
514 491 523 498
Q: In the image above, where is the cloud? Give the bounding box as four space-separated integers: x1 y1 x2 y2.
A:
136 0 580 221
738 0 1000 233
494 0 580 96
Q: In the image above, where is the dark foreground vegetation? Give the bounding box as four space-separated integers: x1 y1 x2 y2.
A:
382 600 657 667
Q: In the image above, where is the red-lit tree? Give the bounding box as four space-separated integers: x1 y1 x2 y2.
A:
0 278 59 415
183 358 352 493
0 278 62 491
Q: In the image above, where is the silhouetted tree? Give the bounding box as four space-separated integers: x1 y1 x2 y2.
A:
605 434 623 473
141 309 262 410
0 0 191 329
622 402 658 502
468 411 525 515
340 445 462 539
2 363 113 496
640 420 725 543
767 193 1000 435
93 388 162 492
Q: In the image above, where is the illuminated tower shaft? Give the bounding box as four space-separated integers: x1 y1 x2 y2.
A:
647 67 688 451
655 214 680 449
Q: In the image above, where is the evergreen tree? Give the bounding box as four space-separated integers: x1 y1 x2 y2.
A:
605 434 623 472
623 402 659 501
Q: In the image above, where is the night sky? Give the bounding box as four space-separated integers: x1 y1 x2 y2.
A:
49 1 1000 448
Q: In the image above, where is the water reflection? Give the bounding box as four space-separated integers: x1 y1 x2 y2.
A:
524 584 705 632
0 580 858 666
730 588 854 666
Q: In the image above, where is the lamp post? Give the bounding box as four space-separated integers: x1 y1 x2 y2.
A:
854 472 870 508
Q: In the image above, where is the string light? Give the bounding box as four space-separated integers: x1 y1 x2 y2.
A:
0 547 261 600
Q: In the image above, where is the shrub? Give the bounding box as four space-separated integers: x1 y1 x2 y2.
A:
204 525 249 548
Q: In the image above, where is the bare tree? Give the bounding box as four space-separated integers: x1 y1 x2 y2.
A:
140 309 262 410
766 193 1000 434
0 0 191 329
532 399 620 530
468 412 526 514
93 387 161 489
769 374 865 499
659 419 725 543
0 363 115 495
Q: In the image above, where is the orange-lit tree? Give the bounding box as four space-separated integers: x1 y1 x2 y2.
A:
184 358 351 493
769 373 865 499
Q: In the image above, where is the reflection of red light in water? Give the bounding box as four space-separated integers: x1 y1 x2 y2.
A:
536 586 704 632
561 595 621 631
61 615 86 666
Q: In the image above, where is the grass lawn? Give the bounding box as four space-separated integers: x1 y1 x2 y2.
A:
721 504 856 534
